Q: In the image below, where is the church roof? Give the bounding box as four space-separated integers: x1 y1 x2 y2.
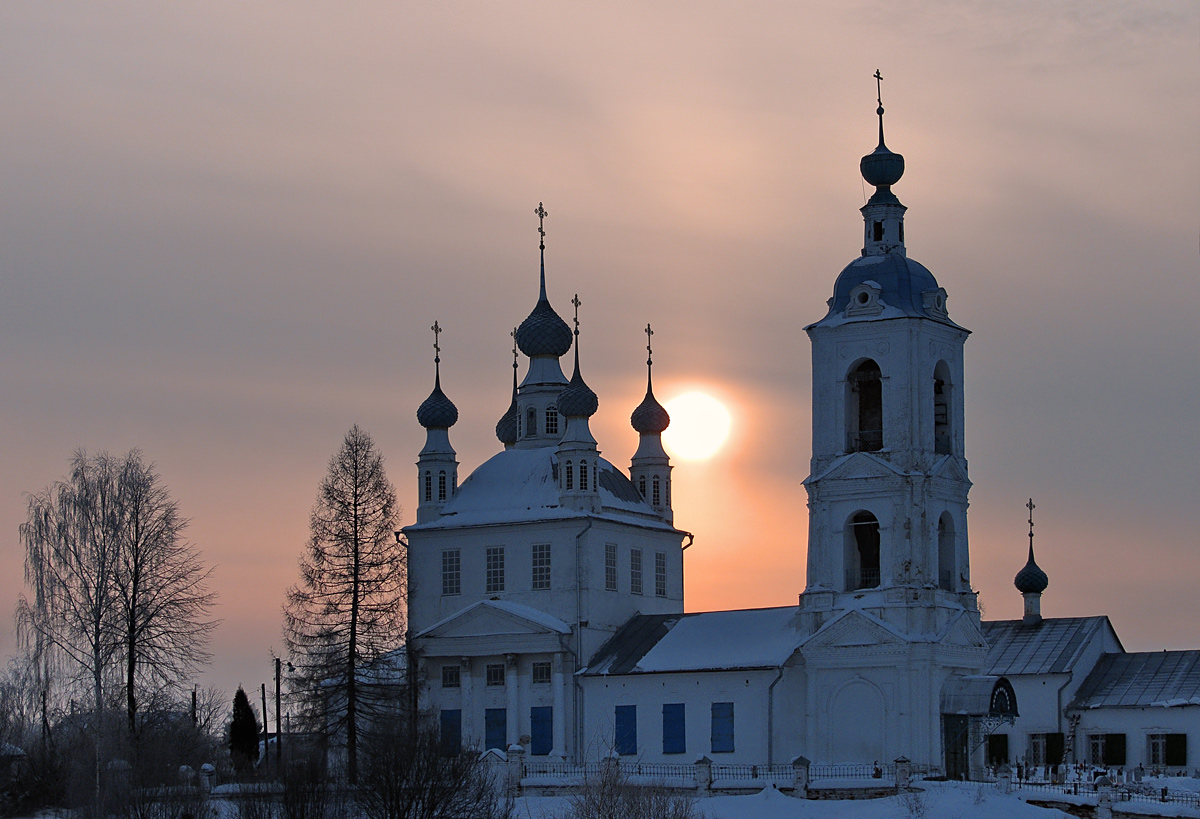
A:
403 446 674 532
828 253 942 319
583 606 803 675
1069 651 1200 710
981 616 1118 676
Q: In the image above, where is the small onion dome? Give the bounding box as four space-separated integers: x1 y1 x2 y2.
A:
557 368 598 418
416 377 458 429
631 389 669 434
516 298 573 358
495 395 518 445
860 104 904 188
1014 546 1049 594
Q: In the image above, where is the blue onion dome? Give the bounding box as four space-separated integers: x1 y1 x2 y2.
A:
417 364 458 429
516 296 573 357
860 101 904 188
631 369 669 434
1014 546 1049 594
557 366 598 418
495 364 519 445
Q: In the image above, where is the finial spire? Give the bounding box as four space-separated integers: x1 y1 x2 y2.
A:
535 202 549 301
431 320 443 385
1027 497 1036 557
873 68 887 147
510 327 519 370
644 322 656 391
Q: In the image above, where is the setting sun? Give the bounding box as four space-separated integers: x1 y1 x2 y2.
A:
662 391 732 460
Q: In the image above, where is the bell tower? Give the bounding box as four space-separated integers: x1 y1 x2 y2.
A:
800 73 978 633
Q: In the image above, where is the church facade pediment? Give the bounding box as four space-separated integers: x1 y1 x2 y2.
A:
810 452 906 485
802 609 905 654
415 600 569 657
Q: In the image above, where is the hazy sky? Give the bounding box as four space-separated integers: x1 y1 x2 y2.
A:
2 1 1197 702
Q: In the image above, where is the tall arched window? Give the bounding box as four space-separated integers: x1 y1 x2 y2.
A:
847 360 883 452
938 512 956 591
652 476 661 507
545 406 559 435
844 511 881 590
526 407 538 437
423 471 432 502
933 360 952 455
565 461 573 490
438 471 447 502
638 475 647 498
579 459 588 491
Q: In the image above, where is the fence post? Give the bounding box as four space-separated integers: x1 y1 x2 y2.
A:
695 756 712 795
997 762 1012 794
791 755 810 797
1095 774 1114 819
894 756 911 791
506 744 525 794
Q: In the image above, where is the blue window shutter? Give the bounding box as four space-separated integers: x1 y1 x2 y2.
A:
615 705 637 756
662 703 686 755
485 708 507 752
440 709 461 756
711 702 734 753
530 707 553 756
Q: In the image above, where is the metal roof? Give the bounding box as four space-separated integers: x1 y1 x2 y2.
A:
981 616 1115 676
1070 651 1200 710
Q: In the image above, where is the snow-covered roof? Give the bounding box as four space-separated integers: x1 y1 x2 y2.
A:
1069 651 1200 710
583 606 803 675
404 446 675 532
416 599 571 638
981 616 1117 676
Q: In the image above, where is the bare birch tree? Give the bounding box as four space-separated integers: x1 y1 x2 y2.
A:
17 449 217 803
284 425 404 785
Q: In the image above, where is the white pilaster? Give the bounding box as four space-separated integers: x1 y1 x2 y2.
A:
505 653 519 749
551 652 567 759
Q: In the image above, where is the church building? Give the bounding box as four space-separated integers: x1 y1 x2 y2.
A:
402 92 1199 777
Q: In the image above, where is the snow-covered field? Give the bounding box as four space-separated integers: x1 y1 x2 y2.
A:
512 780 1200 819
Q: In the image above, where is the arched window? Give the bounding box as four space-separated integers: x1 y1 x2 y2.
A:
638 475 647 498
938 512 956 591
545 406 559 435
526 407 538 437
565 461 573 491
423 471 432 502
934 360 952 455
579 459 588 491
844 511 881 590
652 476 661 507
438 471 447 502
847 360 883 452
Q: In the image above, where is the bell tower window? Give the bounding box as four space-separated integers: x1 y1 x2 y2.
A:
847 360 883 452
565 461 573 490
526 408 538 437
438 470 447 502
579 459 588 491
938 512 956 591
934 361 952 455
872 221 884 242
545 406 559 435
423 471 432 502
845 511 881 590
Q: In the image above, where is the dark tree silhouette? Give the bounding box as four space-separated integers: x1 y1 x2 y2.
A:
283 425 404 785
229 686 260 775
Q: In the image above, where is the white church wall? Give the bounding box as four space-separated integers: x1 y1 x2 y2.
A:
1074 707 1200 771
580 669 783 764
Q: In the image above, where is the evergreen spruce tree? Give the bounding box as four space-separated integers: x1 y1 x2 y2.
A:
229 686 260 775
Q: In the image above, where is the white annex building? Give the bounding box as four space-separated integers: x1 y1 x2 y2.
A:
402 99 1199 778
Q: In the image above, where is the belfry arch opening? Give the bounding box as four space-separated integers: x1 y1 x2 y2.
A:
845 511 881 591
846 359 883 453
934 360 952 455
938 512 956 591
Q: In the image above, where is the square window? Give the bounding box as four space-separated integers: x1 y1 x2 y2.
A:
486 547 505 593
442 549 461 596
532 544 551 590
630 548 642 596
605 543 618 592
655 552 667 597
486 663 505 687
532 661 552 685
441 665 460 688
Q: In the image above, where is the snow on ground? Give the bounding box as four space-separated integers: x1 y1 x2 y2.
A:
512 781 1086 819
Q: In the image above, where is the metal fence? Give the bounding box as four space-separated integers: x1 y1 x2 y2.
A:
1003 780 1200 810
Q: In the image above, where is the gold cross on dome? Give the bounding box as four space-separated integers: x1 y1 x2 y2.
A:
571 294 581 335
645 323 654 365
431 321 442 361
510 327 518 364
874 69 884 106
1027 498 1036 540
535 202 548 249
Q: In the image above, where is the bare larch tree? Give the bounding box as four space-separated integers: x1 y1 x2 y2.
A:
284 425 404 785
